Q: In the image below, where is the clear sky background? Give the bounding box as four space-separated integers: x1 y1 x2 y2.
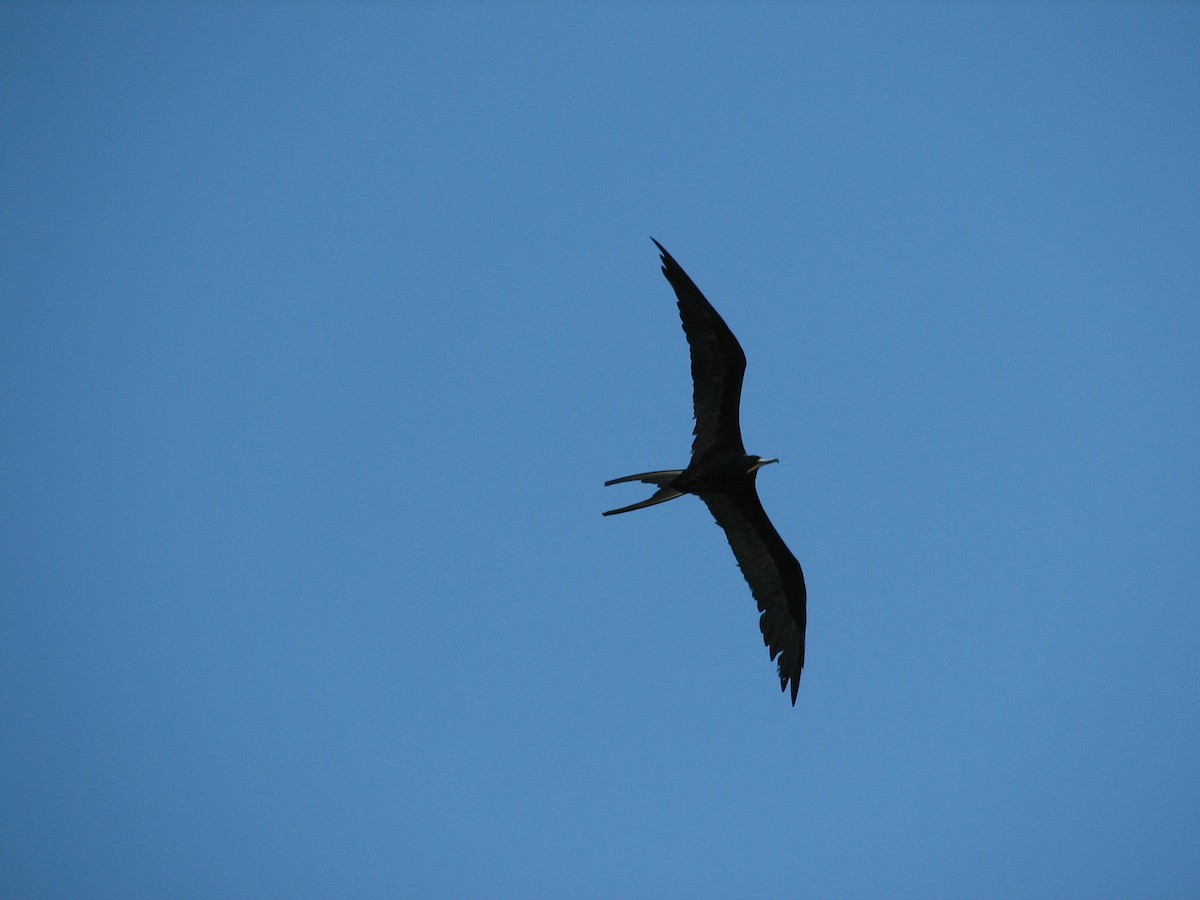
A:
3 3 1198 897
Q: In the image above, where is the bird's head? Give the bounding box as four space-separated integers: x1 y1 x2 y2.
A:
747 455 779 474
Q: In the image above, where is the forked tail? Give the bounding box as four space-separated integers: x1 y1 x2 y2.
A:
602 469 685 516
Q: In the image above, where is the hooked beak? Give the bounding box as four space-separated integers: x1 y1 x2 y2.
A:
750 457 779 472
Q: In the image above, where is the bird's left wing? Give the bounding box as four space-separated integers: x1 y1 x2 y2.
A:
699 485 807 703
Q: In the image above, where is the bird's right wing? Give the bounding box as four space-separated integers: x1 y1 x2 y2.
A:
699 484 807 704
652 240 747 464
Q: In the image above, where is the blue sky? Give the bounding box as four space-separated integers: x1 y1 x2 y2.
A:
2 3 1198 897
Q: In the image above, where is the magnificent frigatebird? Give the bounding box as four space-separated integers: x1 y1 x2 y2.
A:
604 239 807 704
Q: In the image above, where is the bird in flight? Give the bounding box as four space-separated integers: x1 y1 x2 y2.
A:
604 239 807 704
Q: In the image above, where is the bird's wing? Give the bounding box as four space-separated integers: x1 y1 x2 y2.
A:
652 239 747 464
698 484 807 703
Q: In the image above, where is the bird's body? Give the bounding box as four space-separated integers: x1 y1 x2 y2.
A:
605 240 807 704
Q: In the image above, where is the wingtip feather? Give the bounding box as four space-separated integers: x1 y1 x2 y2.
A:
649 237 674 270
